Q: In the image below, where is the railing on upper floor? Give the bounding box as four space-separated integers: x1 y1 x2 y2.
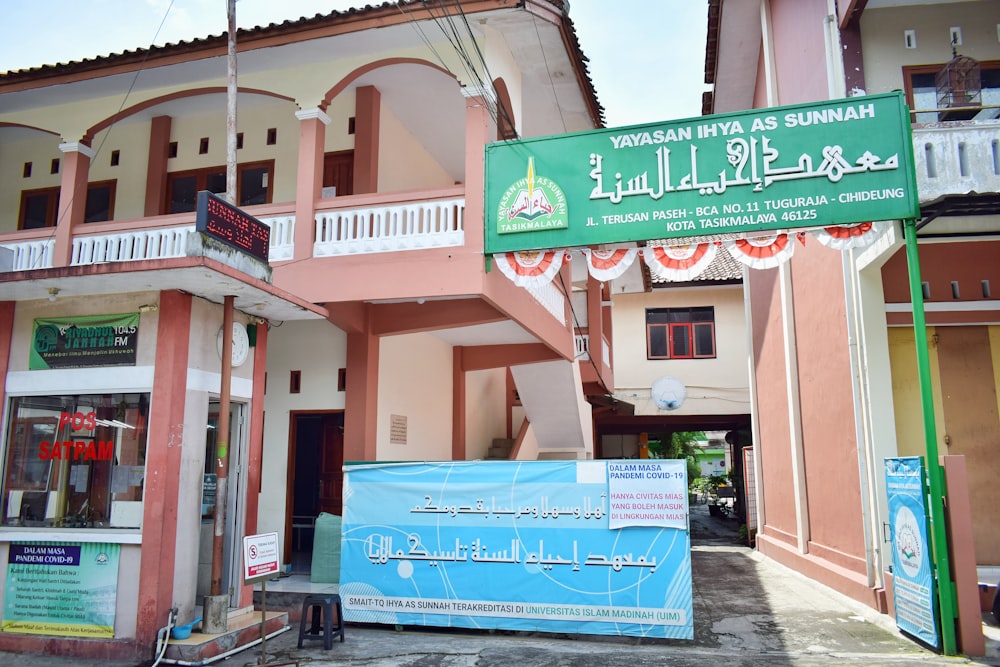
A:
912 121 1000 202
313 198 464 256
0 194 464 271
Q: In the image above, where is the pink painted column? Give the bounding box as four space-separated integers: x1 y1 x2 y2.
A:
136 290 191 646
462 88 491 251
353 86 380 195
53 142 93 267
293 108 330 262
145 116 172 217
344 325 379 463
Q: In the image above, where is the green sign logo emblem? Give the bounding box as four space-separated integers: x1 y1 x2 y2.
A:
497 157 568 235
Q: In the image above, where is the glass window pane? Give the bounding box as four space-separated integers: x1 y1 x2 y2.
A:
239 167 270 206
670 323 692 357
694 322 716 357
169 176 198 214
85 185 112 223
21 192 55 229
205 172 227 197
648 325 668 358
2 393 148 529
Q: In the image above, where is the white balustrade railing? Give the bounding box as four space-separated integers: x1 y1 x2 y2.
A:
71 226 194 265
574 333 590 360
602 335 611 368
314 198 464 256
524 280 566 324
258 215 295 261
913 121 1000 201
2 239 55 271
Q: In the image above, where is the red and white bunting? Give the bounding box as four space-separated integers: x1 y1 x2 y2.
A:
493 250 568 287
813 221 885 250
724 233 795 269
642 242 718 281
582 248 639 282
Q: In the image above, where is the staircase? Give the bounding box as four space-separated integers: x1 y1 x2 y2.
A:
486 438 515 460
162 606 290 665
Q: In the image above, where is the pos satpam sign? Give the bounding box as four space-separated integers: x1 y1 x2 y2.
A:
243 532 280 582
484 92 918 253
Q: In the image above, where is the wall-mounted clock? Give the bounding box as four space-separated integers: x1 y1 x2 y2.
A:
217 322 250 367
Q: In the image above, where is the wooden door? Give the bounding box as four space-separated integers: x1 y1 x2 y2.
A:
318 414 344 516
323 151 354 197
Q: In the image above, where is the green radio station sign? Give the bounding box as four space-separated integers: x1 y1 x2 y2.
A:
30 313 139 370
485 92 918 254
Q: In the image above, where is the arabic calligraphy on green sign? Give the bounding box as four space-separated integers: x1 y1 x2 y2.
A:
484 92 918 254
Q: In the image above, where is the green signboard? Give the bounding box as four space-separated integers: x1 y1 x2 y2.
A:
30 313 139 370
485 92 918 254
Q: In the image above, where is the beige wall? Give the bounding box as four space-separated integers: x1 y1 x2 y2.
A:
861 2 1000 96
1 133 67 233
465 367 507 460
378 104 453 192
377 332 453 460
611 284 749 416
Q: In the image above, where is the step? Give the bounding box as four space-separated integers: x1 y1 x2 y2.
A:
162 608 290 665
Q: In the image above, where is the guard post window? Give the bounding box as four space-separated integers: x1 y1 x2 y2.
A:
646 307 716 359
1 393 148 529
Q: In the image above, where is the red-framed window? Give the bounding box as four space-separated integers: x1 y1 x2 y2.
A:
646 307 716 360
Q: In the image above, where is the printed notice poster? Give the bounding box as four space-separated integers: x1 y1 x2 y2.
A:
885 457 940 648
3 542 120 638
608 460 688 530
340 460 694 639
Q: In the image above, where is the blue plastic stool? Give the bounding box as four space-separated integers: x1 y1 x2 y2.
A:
297 593 344 649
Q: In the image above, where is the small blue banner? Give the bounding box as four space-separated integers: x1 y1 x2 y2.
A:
340 460 693 639
884 456 939 648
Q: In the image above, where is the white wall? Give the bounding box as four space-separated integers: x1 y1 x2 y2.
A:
611 285 750 416
377 332 453 461
257 319 347 537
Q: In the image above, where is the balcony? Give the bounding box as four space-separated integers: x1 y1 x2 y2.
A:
912 120 1000 202
1 193 465 272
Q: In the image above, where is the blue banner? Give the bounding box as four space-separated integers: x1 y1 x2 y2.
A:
340 461 693 639
884 457 939 648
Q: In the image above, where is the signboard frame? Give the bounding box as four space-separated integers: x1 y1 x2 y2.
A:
195 191 271 263
243 532 281 583
485 92 918 254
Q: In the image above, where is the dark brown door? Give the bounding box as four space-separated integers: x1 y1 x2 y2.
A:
323 151 354 197
318 413 344 516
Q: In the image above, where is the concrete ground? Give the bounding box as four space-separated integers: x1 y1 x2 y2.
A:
3 503 997 667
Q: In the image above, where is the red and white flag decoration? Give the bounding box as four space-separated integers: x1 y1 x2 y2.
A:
812 221 885 250
642 242 718 281
582 248 639 282
724 233 795 269
493 250 568 287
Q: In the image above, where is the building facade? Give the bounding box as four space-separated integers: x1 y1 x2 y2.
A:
0 1 613 660
706 0 999 640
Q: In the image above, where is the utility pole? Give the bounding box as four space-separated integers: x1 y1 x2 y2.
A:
204 0 239 634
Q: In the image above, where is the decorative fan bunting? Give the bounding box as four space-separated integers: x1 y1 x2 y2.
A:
582 248 639 282
812 221 884 250
493 250 568 287
724 233 795 269
642 242 718 281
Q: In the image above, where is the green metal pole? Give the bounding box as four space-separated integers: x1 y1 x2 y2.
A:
902 217 956 655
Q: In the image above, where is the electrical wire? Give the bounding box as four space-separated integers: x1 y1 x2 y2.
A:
24 0 178 270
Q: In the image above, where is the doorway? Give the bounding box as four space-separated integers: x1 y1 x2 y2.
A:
286 411 344 574
197 399 248 607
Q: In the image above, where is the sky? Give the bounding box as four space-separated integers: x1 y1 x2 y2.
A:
0 0 709 129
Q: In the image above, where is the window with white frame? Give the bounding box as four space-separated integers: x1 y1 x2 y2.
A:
1 393 148 529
